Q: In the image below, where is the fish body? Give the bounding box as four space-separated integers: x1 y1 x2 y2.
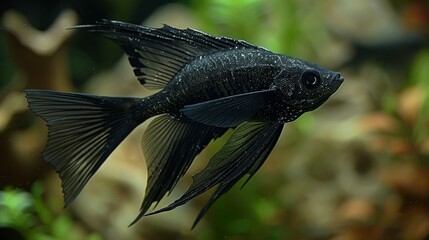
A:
142 48 341 124
24 20 343 228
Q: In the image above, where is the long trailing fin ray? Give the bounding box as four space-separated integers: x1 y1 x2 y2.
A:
191 123 283 229
181 89 274 127
143 121 283 228
24 90 145 207
129 115 227 226
71 20 265 89
189 122 283 228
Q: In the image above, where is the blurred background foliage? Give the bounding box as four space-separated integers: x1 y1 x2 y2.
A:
1 0 429 239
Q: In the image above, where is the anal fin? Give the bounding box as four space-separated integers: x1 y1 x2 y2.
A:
130 115 227 226
144 121 284 228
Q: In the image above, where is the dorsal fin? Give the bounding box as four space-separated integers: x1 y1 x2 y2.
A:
73 20 264 89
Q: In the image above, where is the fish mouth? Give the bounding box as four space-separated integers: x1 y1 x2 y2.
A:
329 73 344 93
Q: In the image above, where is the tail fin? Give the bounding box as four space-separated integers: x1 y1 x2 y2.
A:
24 90 145 206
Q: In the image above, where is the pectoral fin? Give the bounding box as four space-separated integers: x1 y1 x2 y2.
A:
181 89 274 128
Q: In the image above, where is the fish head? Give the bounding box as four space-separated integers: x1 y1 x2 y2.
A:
274 58 344 112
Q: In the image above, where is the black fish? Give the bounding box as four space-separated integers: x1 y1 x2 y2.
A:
24 20 343 228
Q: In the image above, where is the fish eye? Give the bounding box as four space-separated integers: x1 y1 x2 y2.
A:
301 71 320 89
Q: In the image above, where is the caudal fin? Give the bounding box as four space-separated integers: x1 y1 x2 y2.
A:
24 90 145 206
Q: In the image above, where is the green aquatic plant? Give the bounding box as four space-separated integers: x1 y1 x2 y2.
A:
409 50 429 146
0 182 101 240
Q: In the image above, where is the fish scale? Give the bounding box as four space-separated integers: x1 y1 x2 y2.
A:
164 50 280 103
